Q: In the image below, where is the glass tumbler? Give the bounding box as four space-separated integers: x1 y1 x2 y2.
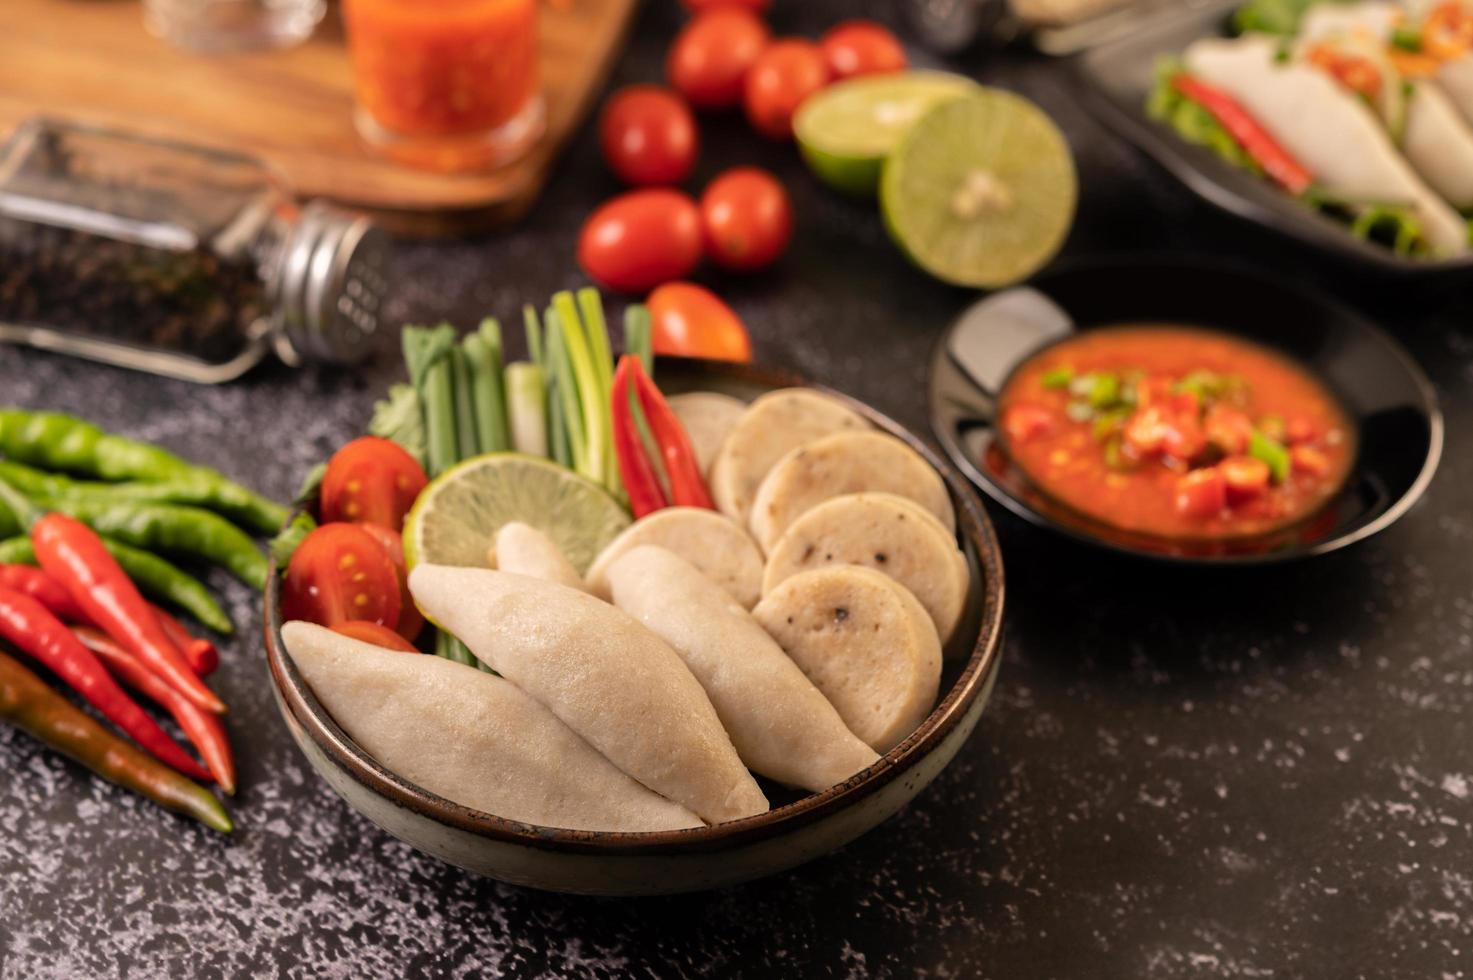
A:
343 0 546 172
143 0 326 52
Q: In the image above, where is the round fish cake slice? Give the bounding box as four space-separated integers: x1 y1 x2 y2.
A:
749 431 956 553
585 507 764 609
709 388 871 524
668 392 748 477
753 566 942 753
763 493 967 643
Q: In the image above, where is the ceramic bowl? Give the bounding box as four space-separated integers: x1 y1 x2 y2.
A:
263 359 1006 895
929 257 1443 564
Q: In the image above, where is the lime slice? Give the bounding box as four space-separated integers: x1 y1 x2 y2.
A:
880 89 1077 288
795 71 979 197
403 454 631 576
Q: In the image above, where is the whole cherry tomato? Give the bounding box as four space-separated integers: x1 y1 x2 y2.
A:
599 85 699 186
647 282 753 362
744 38 830 139
359 523 424 643
680 0 768 11
331 620 420 653
667 8 771 110
319 436 428 530
700 167 792 271
819 21 908 80
282 523 401 630
578 189 704 292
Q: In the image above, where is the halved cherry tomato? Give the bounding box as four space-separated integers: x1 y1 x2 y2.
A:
1124 405 1169 455
578 189 703 293
1291 444 1332 477
1219 455 1270 502
700 167 792 271
647 282 753 362
819 21 907 80
359 523 424 643
1285 415 1318 445
320 436 428 530
744 39 830 140
331 620 420 653
667 8 771 110
282 523 401 630
1204 403 1254 456
680 0 768 11
1175 467 1227 519
1002 405 1053 445
599 85 699 186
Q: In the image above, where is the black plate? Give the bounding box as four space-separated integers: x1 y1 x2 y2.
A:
1070 0 1473 277
928 257 1443 564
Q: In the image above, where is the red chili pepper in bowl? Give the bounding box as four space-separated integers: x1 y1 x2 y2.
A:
0 587 210 781
611 357 672 518
33 513 225 715
72 626 234 794
628 357 715 510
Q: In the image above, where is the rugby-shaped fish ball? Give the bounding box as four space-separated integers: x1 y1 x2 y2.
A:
753 566 942 753
409 564 769 825
608 546 880 792
491 521 589 593
763 493 968 643
668 392 748 477
282 622 704 832
749 431 956 553
709 388 870 524
586 507 764 609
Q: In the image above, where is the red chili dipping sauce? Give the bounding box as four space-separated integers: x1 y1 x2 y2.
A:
996 326 1355 541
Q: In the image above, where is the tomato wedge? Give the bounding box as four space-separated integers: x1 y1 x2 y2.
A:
359 523 424 643
282 523 401 630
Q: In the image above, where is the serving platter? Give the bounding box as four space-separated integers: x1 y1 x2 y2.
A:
263 358 1006 895
928 257 1443 564
1070 0 1473 277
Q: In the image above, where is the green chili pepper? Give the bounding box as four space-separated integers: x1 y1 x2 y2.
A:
1089 373 1122 409
0 461 225 513
0 537 230 634
37 499 268 591
0 649 231 832
1249 431 1290 484
0 410 287 533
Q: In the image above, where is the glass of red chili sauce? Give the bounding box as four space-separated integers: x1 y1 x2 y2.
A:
996 326 1356 542
343 0 545 172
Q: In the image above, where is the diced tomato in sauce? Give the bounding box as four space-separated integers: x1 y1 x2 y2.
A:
996 326 1355 541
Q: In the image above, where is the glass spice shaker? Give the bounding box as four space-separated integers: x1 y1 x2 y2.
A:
0 118 390 383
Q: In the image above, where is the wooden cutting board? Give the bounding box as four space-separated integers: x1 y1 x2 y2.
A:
0 0 637 237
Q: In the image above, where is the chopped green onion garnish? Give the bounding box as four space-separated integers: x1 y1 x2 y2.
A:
1249 431 1290 484
1092 409 1128 441
1042 366 1073 389
1089 373 1121 408
1065 401 1094 423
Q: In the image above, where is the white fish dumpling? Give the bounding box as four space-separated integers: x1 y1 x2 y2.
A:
408 565 769 825
607 546 880 793
585 507 764 609
281 622 704 832
491 521 589 593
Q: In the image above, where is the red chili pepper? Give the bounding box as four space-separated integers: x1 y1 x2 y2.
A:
0 564 90 623
611 356 671 518
0 587 211 781
32 514 225 715
72 626 235 795
1172 75 1313 195
154 606 219 677
628 358 715 509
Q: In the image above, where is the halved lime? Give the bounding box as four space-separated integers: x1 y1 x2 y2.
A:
403 454 630 575
880 89 1077 288
795 71 979 197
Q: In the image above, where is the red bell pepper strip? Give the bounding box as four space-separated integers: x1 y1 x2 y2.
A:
32 513 225 715
611 357 670 519
628 358 715 510
0 586 211 781
0 563 89 623
72 626 234 795
1172 75 1313 195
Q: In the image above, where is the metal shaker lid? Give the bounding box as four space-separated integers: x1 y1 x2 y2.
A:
274 200 389 365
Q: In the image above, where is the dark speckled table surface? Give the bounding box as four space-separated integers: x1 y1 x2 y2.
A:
3 2 1472 977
